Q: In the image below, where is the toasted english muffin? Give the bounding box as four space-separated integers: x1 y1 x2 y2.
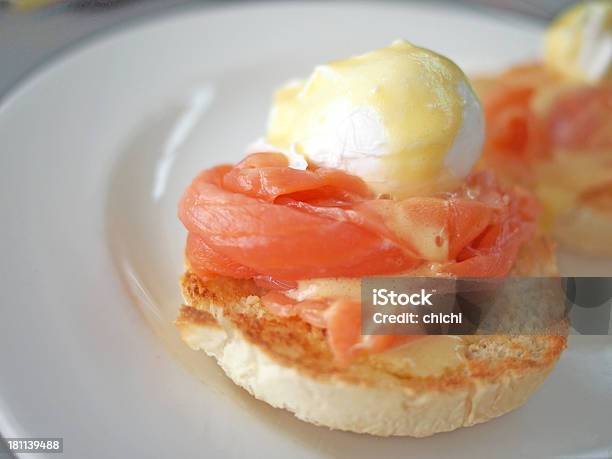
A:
176 237 567 437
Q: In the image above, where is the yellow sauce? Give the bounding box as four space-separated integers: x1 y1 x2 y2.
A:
267 40 481 197
373 336 466 377
535 149 612 229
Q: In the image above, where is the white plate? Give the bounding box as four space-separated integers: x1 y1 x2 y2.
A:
1 2 611 458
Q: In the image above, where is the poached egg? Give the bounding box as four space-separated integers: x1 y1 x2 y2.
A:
544 0 612 84
265 40 485 197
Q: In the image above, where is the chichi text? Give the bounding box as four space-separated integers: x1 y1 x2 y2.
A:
373 312 463 324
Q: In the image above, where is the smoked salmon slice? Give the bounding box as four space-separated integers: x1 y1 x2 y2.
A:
180 162 419 280
483 84 548 160
546 86 612 151
181 158 535 275
482 64 612 161
324 299 423 364
222 152 372 202
262 292 424 363
179 153 538 362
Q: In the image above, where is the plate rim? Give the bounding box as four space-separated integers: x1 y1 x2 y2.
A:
0 0 547 110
